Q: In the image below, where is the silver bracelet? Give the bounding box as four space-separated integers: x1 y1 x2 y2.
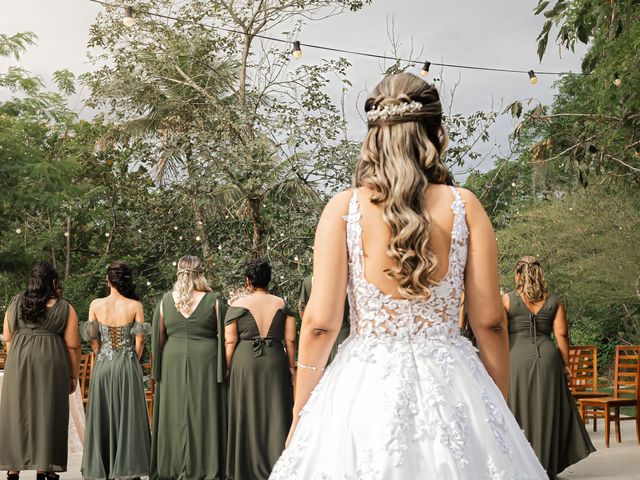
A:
297 361 325 372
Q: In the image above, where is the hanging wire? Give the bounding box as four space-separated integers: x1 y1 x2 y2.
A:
87 0 584 77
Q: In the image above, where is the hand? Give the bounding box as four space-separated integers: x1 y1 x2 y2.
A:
564 366 572 379
69 377 78 394
290 367 296 384
285 415 300 449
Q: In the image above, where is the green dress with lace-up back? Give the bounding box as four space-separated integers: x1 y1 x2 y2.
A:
507 291 595 479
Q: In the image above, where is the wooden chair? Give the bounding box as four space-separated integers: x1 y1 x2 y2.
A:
0 352 7 370
79 353 94 411
568 345 608 430
141 355 155 426
568 345 608 399
579 345 640 447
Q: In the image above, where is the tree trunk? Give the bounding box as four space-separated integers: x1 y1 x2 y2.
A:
64 216 71 281
248 196 264 257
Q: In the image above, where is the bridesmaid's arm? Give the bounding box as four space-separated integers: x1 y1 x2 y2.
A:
64 305 81 394
87 300 100 354
134 301 145 360
461 189 509 401
224 321 238 376
553 302 571 377
2 313 12 352
284 314 297 378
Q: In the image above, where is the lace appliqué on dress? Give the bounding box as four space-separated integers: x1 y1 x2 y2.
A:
83 321 150 363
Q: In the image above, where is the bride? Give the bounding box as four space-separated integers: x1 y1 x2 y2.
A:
270 72 547 479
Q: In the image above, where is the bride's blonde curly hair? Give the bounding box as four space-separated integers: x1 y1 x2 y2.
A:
172 255 211 314
354 72 451 300
515 255 548 303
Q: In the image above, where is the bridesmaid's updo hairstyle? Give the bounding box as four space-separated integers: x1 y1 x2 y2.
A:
107 261 140 301
173 255 211 314
245 259 271 289
515 255 548 303
355 72 452 300
20 261 59 324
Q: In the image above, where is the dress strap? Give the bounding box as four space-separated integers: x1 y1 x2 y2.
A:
343 189 365 280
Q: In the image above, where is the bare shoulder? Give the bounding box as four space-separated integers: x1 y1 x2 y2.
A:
324 189 354 215
456 187 483 210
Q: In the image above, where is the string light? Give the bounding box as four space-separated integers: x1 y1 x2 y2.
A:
105 232 110 237
173 226 178 231
613 73 622 87
196 235 202 242
146 280 151 286
64 232 70 237
137 228 143 233
172 261 177 266
420 61 431 77
292 41 302 59
528 70 538 85
123 6 136 27
87 0 581 80
15 228 21 234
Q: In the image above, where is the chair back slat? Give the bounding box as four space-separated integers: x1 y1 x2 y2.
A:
614 345 640 399
569 345 599 393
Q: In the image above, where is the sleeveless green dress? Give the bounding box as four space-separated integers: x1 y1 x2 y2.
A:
225 304 294 480
507 291 595 479
298 275 350 364
150 291 227 480
80 319 151 479
0 294 71 472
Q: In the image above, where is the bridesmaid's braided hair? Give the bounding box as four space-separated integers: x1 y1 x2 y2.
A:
107 261 140 301
173 255 211 314
20 261 59 324
515 256 548 302
355 72 452 300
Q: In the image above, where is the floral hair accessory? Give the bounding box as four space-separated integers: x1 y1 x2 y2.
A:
366 100 423 122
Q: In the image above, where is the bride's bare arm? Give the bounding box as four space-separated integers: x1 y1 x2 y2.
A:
461 189 509 400
292 191 350 419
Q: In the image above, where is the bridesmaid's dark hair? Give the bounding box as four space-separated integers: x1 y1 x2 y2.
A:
107 261 140 301
20 261 59 324
245 259 271 289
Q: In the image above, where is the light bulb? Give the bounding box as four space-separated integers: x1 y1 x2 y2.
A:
292 41 302 59
196 235 202 242
146 281 151 286
172 261 177 266
613 75 622 87
105 232 110 237
173 226 178 231
528 70 538 85
15 228 21 234
420 61 431 77
64 232 69 237
137 228 143 233
123 6 136 27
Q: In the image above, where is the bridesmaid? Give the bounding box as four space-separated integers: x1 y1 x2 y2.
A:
150 255 227 480
81 261 151 479
225 259 296 480
298 274 350 364
503 256 595 479
0 262 81 479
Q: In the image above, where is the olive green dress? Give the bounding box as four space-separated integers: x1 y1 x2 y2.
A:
80 320 151 479
0 294 70 472
507 291 595 479
150 292 227 480
225 304 294 480
298 275 350 364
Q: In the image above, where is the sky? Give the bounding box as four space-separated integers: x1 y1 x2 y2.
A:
0 0 587 177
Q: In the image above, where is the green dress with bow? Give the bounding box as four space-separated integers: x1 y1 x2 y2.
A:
507 291 595 479
150 291 227 480
225 304 294 480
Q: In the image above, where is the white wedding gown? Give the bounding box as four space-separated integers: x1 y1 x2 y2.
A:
270 187 547 479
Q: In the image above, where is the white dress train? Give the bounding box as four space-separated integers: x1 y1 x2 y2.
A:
270 187 547 480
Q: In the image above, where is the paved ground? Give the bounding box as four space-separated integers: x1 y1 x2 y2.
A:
558 418 640 480
7 420 640 479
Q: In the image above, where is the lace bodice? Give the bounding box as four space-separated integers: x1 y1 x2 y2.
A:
81 320 150 362
344 186 468 339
